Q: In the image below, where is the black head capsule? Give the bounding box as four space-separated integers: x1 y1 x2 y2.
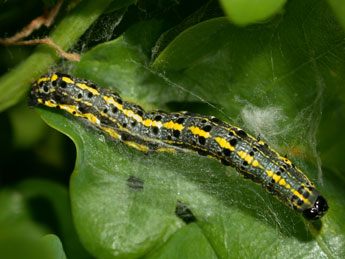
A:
302 195 329 220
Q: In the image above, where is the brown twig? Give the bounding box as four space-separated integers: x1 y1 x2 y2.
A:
0 0 80 62
2 0 63 43
0 38 80 61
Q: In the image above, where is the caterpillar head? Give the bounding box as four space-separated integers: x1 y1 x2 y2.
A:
302 195 328 220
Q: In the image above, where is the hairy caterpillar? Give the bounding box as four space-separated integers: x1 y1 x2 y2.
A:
29 72 329 220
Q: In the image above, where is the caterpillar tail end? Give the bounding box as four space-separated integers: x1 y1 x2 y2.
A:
28 82 39 108
302 195 329 220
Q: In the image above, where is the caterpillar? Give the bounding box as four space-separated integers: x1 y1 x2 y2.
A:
29 72 329 220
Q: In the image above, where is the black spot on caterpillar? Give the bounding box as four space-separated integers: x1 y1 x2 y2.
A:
29 73 329 220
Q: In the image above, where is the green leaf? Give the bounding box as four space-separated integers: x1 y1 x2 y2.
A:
16 179 90 258
147 223 218 259
327 0 345 30
219 0 286 25
35 0 345 258
40 234 67 259
0 181 75 259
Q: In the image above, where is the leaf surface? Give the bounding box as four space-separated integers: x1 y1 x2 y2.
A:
37 0 345 258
